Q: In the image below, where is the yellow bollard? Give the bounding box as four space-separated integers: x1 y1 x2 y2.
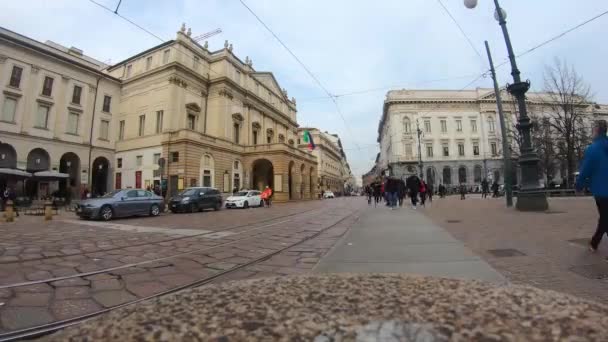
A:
44 200 53 221
5 200 14 222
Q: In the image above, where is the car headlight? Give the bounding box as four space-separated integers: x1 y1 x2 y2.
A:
181 197 190 202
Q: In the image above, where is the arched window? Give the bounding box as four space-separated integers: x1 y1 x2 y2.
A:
474 165 483 183
200 154 215 187
443 167 452 185
403 117 411 134
488 117 496 133
458 166 467 184
232 160 242 191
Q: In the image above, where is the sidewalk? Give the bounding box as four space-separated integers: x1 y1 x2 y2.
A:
314 205 506 283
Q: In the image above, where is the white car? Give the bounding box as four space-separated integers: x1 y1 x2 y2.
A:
323 191 335 199
225 190 263 209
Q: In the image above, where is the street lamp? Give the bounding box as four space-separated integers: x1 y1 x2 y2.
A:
465 0 548 211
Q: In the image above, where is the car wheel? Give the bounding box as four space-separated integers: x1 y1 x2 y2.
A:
189 203 197 213
258 200 264 208
214 202 221 211
243 201 249 209
100 205 113 221
150 204 161 217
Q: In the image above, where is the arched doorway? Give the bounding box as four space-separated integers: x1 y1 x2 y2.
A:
26 148 50 198
309 167 315 199
252 159 273 191
288 161 295 200
200 154 215 187
299 164 306 199
426 167 436 186
59 152 80 200
92 157 110 197
474 165 483 183
458 166 467 184
0 143 18 193
494 170 501 183
442 167 452 185
232 160 242 191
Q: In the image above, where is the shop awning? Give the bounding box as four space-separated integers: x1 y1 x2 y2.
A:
33 171 69 180
0 168 32 179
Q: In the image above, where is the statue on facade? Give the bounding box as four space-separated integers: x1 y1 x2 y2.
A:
203 41 209 49
180 23 186 33
224 40 229 49
228 44 233 52
186 27 192 37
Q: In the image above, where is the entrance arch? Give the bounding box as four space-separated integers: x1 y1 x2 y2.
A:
59 152 81 200
252 159 273 191
426 167 436 187
26 148 50 198
92 156 110 196
288 161 295 200
299 164 306 199
200 154 215 187
458 166 467 184
309 167 315 199
474 165 483 183
442 167 452 185
0 143 17 169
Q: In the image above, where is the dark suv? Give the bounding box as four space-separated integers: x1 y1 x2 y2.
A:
169 187 222 213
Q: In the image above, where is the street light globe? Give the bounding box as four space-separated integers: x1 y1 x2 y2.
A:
494 7 507 21
463 0 478 9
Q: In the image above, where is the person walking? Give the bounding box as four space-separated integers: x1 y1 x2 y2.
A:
406 174 421 209
576 120 608 255
261 186 273 208
372 182 382 207
397 179 406 207
385 177 398 209
481 179 489 199
365 185 373 206
491 181 499 198
419 179 427 207
459 183 467 200
427 183 433 203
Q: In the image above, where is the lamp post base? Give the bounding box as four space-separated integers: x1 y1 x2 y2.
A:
515 190 548 212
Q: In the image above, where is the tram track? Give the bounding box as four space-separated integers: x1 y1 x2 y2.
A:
0 205 360 341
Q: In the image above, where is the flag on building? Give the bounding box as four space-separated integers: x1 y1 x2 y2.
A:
303 130 316 150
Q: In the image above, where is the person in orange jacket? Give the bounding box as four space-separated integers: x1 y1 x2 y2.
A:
261 186 273 208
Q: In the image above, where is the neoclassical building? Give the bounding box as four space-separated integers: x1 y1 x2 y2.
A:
0 25 318 202
377 89 607 188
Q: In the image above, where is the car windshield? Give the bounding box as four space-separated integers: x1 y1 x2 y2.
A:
235 191 249 196
101 190 122 198
179 189 199 196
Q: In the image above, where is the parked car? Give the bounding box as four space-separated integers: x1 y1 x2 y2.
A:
225 190 262 209
169 187 222 213
76 189 164 221
323 191 335 199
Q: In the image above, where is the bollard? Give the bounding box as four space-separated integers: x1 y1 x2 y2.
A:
5 200 14 222
44 200 53 221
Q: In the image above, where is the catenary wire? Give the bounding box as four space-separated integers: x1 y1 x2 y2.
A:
436 0 484 64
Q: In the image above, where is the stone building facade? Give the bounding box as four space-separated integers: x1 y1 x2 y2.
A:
0 25 318 202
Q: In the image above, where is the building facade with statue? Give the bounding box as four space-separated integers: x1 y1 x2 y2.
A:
0 25 318 202
377 88 607 189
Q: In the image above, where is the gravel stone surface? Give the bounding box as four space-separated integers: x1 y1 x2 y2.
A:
45 274 608 341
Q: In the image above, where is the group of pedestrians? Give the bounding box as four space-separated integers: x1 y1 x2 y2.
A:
364 174 433 210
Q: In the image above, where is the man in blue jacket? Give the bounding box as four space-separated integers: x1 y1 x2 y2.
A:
576 120 608 254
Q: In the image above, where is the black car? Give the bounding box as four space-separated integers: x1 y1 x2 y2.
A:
169 187 222 213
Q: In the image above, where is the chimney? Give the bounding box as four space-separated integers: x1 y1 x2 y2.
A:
68 46 83 57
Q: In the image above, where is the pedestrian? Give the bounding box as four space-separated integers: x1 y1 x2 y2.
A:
427 183 433 203
372 182 382 207
406 174 421 209
481 179 489 199
7 187 18 217
491 181 499 198
460 183 466 200
261 186 273 208
384 177 398 209
576 120 608 255
419 179 427 207
397 179 406 207
365 185 373 206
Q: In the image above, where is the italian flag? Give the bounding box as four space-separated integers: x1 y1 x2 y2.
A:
303 130 316 150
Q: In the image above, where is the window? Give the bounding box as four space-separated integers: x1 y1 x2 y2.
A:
126 65 132 78
442 145 449 157
9 66 23 88
35 105 50 128
404 143 413 158
171 151 179 162
403 118 411 133
103 95 112 112
163 49 170 64
118 120 125 140
146 56 152 71
426 144 433 157
153 153 161 177
267 135 272 144
471 120 477 133
136 155 143 167
473 143 480 156
2 97 17 122
42 76 54 96
491 142 498 156
488 118 496 133
187 114 196 130
138 114 145 136
67 112 79 134
72 85 82 105
193 56 200 70
233 123 240 143
458 143 465 156
115 172 122 189
156 110 164 133
424 120 431 133
440 120 447 133
117 158 122 168
456 120 463 132
203 170 212 187
253 130 258 145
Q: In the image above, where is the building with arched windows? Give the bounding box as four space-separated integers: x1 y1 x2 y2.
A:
376 89 607 189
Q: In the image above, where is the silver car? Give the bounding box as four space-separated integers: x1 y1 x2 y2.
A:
76 189 165 221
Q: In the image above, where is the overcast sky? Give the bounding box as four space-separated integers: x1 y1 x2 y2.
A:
2 0 607 180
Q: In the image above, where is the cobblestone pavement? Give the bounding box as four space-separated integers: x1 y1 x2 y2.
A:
422 195 608 304
0 198 364 333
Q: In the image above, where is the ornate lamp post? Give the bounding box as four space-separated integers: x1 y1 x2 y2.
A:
464 0 548 211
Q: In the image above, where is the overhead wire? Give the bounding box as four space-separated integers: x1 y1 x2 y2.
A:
436 0 484 64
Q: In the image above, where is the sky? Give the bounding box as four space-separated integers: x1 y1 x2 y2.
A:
1 0 607 181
